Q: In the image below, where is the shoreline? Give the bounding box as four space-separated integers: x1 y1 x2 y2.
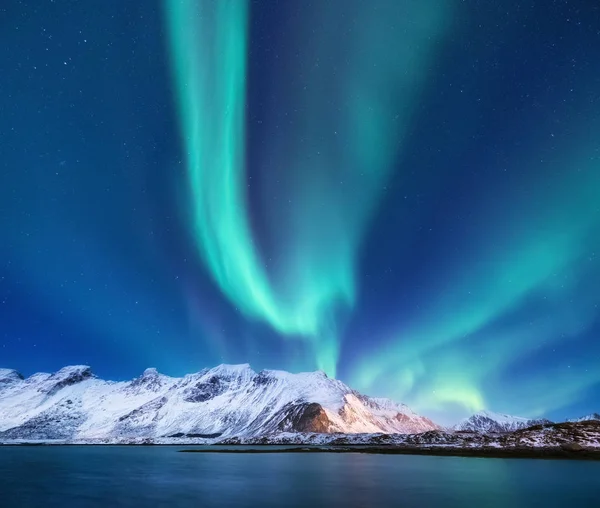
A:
178 445 600 460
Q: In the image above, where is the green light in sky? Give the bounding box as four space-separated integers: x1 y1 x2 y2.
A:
350 145 600 416
165 0 453 375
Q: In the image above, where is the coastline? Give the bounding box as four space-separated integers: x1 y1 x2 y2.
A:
178 445 600 460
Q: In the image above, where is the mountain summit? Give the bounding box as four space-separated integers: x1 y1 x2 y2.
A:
454 410 551 433
568 413 600 423
0 364 439 441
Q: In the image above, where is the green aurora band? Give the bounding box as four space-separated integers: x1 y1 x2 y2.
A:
165 0 453 375
350 138 600 417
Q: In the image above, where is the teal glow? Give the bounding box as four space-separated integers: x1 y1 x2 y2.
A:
350 142 600 417
166 0 453 375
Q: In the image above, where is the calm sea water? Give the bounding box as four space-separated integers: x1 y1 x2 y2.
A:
1 446 599 507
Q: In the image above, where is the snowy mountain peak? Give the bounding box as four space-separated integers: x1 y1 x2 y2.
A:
454 410 552 433
0 369 24 385
129 367 173 393
205 363 254 379
54 365 93 379
25 372 51 384
476 410 529 423
40 365 94 397
568 413 600 423
210 363 252 372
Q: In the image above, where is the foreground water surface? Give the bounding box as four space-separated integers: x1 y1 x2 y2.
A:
1 446 599 507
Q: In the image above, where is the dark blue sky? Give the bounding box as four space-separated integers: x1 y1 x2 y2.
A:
1 0 599 423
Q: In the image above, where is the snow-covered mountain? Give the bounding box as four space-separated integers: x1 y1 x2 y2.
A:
568 413 600 423
0 364 439 442
453 410 552 433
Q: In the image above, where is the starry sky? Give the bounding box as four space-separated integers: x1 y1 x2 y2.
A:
1 0 599 424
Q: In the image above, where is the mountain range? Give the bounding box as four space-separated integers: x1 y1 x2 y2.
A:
0 364 438 441
0 364 597 444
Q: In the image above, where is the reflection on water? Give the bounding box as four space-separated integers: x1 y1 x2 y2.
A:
1 446 599 507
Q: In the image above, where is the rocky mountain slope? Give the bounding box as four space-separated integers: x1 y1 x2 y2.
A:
453 410 552 433
0 364 439 442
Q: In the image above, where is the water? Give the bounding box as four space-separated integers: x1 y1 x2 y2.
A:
1 446 599 507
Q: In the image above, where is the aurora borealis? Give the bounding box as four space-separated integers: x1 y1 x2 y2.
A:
165 0 452 375
2 0 599 424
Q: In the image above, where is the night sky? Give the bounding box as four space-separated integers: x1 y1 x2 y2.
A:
2 0 599 424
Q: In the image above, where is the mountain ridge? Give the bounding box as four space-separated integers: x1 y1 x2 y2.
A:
568 413 600 423
0 363 439 441
2 364 596 444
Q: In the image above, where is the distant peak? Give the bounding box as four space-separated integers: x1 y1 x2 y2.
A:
473 410 531 422
476 410 504 418
142 368 159 377
260 368 329 378
454 408 551 433
568 413 600 422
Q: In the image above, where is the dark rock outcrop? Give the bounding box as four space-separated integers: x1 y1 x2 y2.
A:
183 376 227 403
278 402 332 433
